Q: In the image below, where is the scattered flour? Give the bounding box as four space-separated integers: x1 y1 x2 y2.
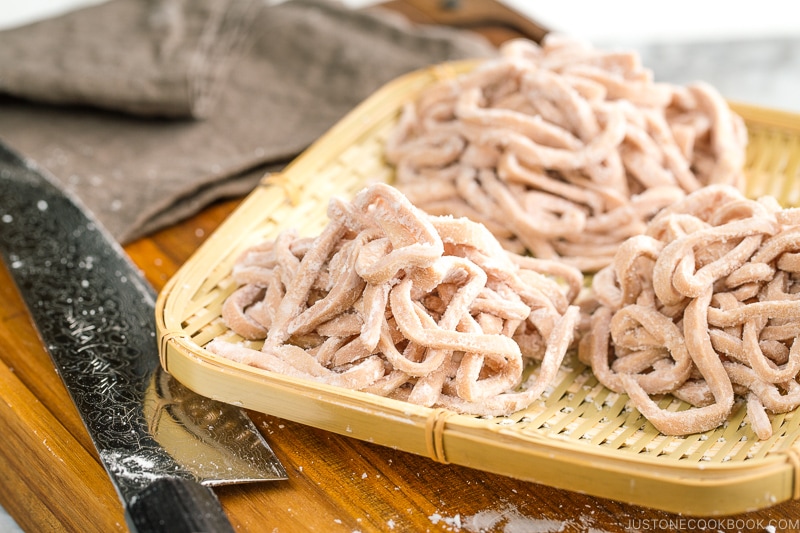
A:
428 504 614 533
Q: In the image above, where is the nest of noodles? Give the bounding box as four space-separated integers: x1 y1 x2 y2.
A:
207 183 582 416
385 34 747 272
582 185 800 440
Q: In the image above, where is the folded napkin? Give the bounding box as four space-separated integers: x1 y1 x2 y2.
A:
0 0 495 244
0 0 258 118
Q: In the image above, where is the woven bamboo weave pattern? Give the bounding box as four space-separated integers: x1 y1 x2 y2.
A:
157 63 800 515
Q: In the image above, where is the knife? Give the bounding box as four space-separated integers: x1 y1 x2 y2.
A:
0 141 287 532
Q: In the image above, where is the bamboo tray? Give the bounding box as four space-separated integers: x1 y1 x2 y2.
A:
155 60 800 516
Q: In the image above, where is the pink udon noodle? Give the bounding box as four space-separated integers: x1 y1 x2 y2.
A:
582 185 800 439
207 183 582 416
385 35 747 272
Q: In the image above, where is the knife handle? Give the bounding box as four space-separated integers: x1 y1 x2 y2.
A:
125 477 235 533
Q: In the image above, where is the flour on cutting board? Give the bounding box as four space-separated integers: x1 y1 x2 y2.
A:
428 504 613 533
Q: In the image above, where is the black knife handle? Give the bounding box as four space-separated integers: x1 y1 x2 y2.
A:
126 478 235 533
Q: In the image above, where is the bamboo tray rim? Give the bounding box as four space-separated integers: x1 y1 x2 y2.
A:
161 334 792 474
156 60 800 516
729 101 800 133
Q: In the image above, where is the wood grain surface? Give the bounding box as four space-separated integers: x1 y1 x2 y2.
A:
2 2 800 532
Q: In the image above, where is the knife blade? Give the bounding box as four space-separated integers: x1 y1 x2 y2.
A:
0 141 287 533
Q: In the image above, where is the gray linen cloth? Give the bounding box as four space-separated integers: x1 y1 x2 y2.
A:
0 0 495 243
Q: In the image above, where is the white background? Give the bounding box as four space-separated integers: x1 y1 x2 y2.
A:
2 0 800 41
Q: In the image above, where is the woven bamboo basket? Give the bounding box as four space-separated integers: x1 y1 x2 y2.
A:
156 60 800 516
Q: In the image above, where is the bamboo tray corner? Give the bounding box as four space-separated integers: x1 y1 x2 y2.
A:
156 61 800 516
